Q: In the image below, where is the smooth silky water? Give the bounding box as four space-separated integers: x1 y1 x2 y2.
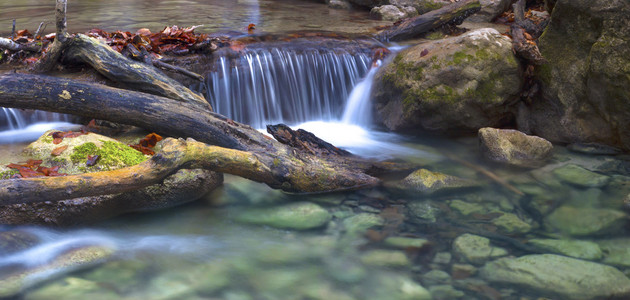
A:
2 1 630 299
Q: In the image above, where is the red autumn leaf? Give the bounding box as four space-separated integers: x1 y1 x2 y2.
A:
138 133 163 148
36 166 66 177
420 49 429 57
129 144 155 155
51 145 68 156
86 155 100 166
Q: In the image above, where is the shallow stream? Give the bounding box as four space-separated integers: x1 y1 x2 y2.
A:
1 1 630 299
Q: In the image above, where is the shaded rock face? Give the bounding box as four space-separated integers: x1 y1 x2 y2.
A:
518 0 630 150
373 28 521 134
478 127 553 168
480 254 630 300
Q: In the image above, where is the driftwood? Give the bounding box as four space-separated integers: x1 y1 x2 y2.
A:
34 0 68 72
376 0 481 42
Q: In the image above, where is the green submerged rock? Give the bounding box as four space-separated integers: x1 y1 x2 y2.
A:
384 236 430 249
452 233 508 265
480 254 630 299
597 238 630 268
342 213 384 236
491 213 532 234
528 238 603 260
545 205 627 236
360 250 411 268
234 202 331 230
552 164 611 188
394 168 479 195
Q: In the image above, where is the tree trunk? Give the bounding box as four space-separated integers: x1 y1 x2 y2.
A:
376 0 481 42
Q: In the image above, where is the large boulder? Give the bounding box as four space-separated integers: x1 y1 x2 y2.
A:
373 28 521 134
518 0 630 150
371 5 417 21
480 254 630 299
478 127 553 168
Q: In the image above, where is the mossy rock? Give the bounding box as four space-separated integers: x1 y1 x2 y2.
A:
373 28 521 134
392 168 479 195
24 130 148 174
233 202 331 230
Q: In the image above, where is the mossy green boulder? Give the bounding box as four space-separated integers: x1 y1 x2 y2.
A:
545 205 627 236
373 28 521 134
24 130 148 174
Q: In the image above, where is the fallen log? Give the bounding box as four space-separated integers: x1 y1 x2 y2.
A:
0 138 379 205
510 0 546 65
64 34 210 109
0 38 41 52
34 0 68 72
376 0 481 42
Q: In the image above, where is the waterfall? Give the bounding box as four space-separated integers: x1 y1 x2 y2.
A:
341 60 381 127
0 109 75 144
205 48 371 129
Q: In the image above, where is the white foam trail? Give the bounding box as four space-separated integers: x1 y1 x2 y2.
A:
341 60 381 126
0 122 80 144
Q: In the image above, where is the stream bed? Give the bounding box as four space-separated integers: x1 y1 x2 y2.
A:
1 1 630 299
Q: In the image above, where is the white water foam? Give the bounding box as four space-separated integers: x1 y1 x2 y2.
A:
0 122 80 144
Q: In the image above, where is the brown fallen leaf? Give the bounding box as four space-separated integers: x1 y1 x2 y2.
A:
51 145 68 156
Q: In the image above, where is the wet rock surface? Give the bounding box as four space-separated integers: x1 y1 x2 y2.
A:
392 168 479 195
233 202 332 230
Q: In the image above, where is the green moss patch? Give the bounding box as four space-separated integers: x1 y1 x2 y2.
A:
70 141 147 169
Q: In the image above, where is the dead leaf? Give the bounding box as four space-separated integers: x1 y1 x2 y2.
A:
51 145 68 156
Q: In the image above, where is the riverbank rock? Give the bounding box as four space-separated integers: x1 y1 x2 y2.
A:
452 233 508 265
373 28 521 134
392 168 479 195
517 0 630 151
479 254 630 299
545 205 627 237
478 127 553 168
233 202 331 230
0 245 114 298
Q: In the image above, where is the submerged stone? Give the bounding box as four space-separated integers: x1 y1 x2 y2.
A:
545 205 627 237
0 230 40 255
360 250 411 268
452 233 508 265
341 213 384 236
384 236 430 249
23 277 119 300
597 238 630 268
478 127 553 168
233 202 331 230
528 238 603 261
480 254 630 300
449 199 487 216
394 168 479 195
552 164 611 188
428 284 465 299
491 213 532 234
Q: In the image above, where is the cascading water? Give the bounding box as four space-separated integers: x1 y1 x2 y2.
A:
0 109 76 144
205 48 371 129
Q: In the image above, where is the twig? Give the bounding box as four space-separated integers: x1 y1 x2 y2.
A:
153 59 204 81
0 37 41 52
11 19 16 39
443 152 525 196
34 22 45 39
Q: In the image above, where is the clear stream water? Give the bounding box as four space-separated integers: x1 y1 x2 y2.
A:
1 1 630 300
